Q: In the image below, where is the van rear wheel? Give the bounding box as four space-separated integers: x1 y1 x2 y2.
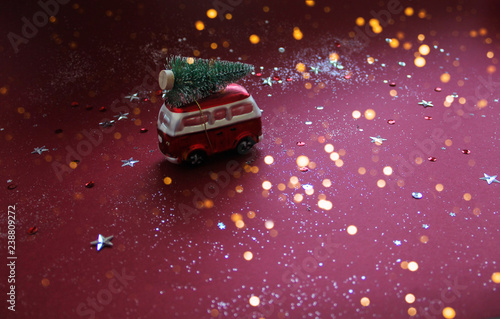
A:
236 137 256 155
186 150 207 166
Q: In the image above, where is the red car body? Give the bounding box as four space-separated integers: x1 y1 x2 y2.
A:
157 83 262 164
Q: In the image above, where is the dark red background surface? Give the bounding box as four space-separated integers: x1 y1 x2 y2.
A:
1 0 500 318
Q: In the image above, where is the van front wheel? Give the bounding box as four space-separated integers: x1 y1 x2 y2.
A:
186 150 207 166
236 137 256 155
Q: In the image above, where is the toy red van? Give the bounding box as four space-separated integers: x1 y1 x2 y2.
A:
157 83 262 165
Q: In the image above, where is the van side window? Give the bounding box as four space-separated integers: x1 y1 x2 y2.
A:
213 108 227 121
183 114 209 127
231 104 253 116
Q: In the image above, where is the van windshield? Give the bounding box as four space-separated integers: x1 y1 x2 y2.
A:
160 107 171 126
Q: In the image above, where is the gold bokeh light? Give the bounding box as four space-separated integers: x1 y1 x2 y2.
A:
364 109 376 120
405 293 415 304
206 9 217 19
243 251 253 261
383 166 393 175
249 34 260 44
414 56 426 67
408 261 419 271
347 225 357 235
195 20 205 31
297 155 310 167
419 44 430 55
360 297 370 306
442 307 456 319
265 220 274 229
249 296 260 307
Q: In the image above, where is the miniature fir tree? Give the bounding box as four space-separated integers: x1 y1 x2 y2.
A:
159 56 254 107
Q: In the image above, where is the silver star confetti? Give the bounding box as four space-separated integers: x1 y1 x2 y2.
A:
262 77 273 86
99 120 115 128
418 100 434 108
329 60 344 69
480 173 500 185
90 234 113 251
310 66 320 74
124 93 139 101
114 112 129 121
122 157 139 167
31 146 49 155
370 136 387 144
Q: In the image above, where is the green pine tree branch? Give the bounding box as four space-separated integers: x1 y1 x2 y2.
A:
164 56 254 107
